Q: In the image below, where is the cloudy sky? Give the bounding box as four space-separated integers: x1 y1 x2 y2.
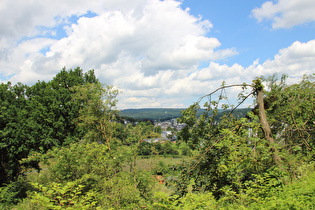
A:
1 0 314 109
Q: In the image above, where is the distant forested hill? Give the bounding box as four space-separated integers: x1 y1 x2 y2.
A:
119 108 185 121
119 108 251 121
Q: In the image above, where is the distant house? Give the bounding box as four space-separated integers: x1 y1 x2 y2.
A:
161 130 172 139
143 138 162 143
123 119 131 125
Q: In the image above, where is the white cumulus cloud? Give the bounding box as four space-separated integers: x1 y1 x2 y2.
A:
252 0 315 28
255 40 315 77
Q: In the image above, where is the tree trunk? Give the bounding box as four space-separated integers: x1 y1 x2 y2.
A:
257 89 282 164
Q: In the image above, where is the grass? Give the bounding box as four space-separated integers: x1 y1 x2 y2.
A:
136 156 191 171
123 155 192 174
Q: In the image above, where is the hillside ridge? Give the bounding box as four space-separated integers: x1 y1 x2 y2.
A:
120 108 251 121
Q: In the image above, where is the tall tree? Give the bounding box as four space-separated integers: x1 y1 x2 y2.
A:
0 67 99 185
45 67 99 145
71 82 120 150
0 82 31 184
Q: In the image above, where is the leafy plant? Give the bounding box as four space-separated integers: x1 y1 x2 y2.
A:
0 177 32 206
151 191 217 210
29 177 97 209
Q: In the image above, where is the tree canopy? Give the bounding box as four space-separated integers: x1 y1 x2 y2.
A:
0 67 99 185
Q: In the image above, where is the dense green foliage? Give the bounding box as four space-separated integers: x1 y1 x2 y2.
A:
71 82 120 149
174 74 314 204
264 74 314 158
151 168 315 209
0 70 314 209
0 67 98 185
138 141 182 156
15 142 152 209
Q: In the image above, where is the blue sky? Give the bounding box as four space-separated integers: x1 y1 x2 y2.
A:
182 0 315 66
0 0 314 109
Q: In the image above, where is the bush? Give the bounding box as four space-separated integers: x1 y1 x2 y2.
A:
28 176 98 209
17 142 150 209
153 161 170 176
44 142 124 182
161 141 179 156
151 192 217 209
180 145 193 156
138 141 152 156
0 177 32 206
258 169 315 209
136 170 155 200
94 173 146 209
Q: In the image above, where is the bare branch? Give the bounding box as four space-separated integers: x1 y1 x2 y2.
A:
227 91 255 117
197 83 252 103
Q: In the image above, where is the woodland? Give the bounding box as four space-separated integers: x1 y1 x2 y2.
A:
0 67 314 209
120 108 251 122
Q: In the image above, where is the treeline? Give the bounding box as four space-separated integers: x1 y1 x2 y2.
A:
120 108 184 121
0 69 314 209
120 108 251 121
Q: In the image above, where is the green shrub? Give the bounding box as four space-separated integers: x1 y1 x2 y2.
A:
258 169 315 209
28 176 98 209
0 177 32 206
161 141 179 156
94 173 146 209
151 192 217 209
136 170 155 200
180 145 193 156
44 142 124 182
153 161 170 176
